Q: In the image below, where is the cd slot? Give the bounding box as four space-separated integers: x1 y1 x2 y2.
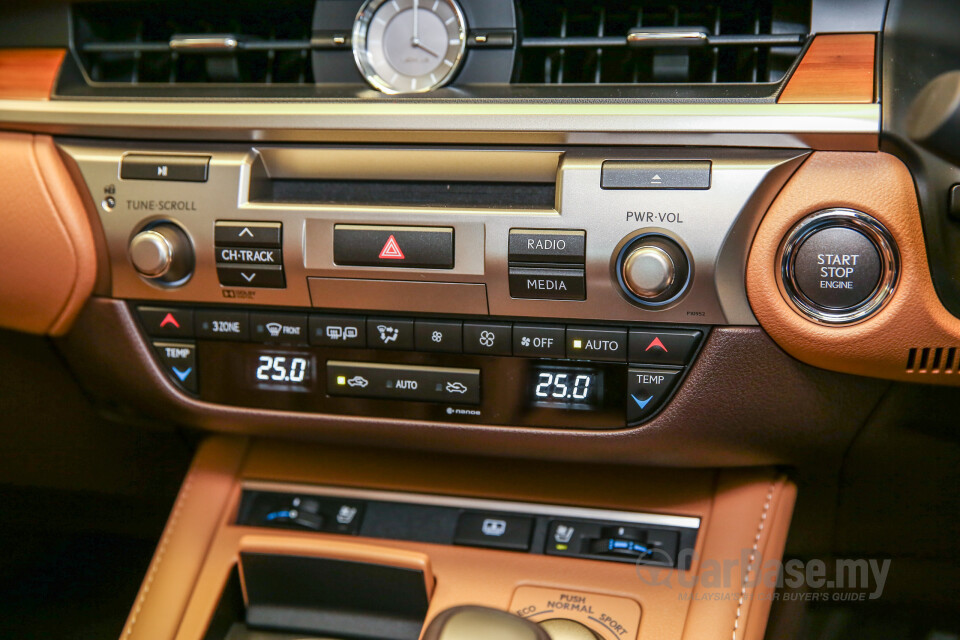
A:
257 178 556 210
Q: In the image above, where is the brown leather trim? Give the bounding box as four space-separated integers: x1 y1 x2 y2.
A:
119 437 249 640
0 133 97 335
778 34 876 104
747 151 960 385
0 49 64 100
122 438 795 640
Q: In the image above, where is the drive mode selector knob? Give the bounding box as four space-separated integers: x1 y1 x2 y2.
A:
129 222 194 285
779 209 899 325
539 619 601 640
616 234 691 307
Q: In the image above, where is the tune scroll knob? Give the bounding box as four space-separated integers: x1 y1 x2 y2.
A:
616 234 691 307
129 222 194 285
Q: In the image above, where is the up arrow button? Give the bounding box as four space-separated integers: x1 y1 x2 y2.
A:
215 221 282 248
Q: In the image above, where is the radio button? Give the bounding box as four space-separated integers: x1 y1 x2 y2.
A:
137 306 194 338
367 318 415 350
508 229 586 264
566 327 627 362
251 312 309 345
626 368 682 423
513 324 566 358
152 341 198 393
334 225 454 269
121 154 209 183
309 315 367 348
215 246 282 265
508 267 586 300
215 221 282 248
196 310 249 341
628 329 702 366
415 320 463 353
217 265 286 288
463 322 512 356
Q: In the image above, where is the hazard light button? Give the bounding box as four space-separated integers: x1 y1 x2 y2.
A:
333 225 454 269
627 329 702 366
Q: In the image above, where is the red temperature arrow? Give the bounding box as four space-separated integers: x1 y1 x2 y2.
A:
645 336 668 352
159 312 180 329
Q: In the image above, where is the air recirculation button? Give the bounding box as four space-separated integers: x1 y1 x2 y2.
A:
779 209 899 325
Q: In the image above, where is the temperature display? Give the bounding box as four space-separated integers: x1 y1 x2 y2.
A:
252 352 313 391
529 365 602 409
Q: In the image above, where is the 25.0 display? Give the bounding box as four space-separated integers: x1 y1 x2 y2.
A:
253 352 314 391
530 365 602 410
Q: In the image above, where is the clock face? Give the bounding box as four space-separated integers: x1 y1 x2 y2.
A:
353 0 467 94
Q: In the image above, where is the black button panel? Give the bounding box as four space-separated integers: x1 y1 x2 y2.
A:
507 228 588 301
334 225 454 269
215 221 285 288
121 154 209 182
136 303 706 426
237 488 699 570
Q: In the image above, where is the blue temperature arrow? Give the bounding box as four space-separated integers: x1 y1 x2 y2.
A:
631 394 654 409
172 367 192 382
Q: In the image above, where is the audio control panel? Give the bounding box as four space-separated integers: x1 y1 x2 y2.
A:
62 142 807 326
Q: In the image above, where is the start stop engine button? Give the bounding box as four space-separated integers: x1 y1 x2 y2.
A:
779 209 899 325
793 227 882 309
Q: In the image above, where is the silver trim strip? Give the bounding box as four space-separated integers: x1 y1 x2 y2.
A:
169 35 241 52
627 30 709 48
242 480 702 530
0 101 879 148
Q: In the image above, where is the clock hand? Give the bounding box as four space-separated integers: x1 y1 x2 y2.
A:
412 0 419 46
414 40 442 58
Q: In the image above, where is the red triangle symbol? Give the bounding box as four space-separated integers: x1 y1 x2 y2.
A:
379 235 405 260
645 336 668 352
159 312 180 329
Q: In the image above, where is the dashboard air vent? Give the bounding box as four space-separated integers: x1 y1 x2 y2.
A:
73 0 315 84
514 0 809 85
906 348 959 375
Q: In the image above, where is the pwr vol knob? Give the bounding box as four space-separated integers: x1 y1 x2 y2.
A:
616 234 691 308
129 222 194 286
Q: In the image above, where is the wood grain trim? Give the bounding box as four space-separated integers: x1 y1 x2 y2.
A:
778 34 876 104
0 49 65 100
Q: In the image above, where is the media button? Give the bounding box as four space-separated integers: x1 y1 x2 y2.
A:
137 306 194 338
415 320 462 353
626 367 682 423
309 315 366 348
566 326 627 361
628 329 702 366
250 312 309 345
508 267 586 300
463 322 512 356
366 318 415 350
513 324 566 358
196 310 249 341
152 341 198 393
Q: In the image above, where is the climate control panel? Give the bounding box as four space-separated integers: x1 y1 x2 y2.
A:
136 304 705 428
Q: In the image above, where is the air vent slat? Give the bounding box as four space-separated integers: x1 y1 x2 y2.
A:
74 0 315 85
515 0 809 85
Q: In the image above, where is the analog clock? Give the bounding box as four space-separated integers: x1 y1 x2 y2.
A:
353 0 467 94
